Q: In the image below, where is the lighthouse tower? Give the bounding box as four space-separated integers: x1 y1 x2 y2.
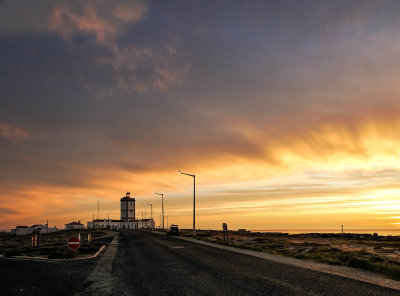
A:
120 192 135 221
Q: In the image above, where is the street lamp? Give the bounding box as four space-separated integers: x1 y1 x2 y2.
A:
143 204 147 219
179 170 196 236
147 203 153 230
154 193 164 229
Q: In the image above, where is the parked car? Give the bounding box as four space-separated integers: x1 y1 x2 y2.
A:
167 225 180 236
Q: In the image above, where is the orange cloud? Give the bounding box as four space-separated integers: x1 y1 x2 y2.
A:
0 0 147 44
0 123 28 140
96 45 189 93
48 1 147 47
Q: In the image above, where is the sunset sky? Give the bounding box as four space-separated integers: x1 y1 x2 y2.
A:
2 0 400 231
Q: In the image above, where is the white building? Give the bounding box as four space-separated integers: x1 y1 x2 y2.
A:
12 224 61 236
39 226 60 234
31 224 60 234
65 221 85 230
87 218 155 230
138 219 155 229
86 192 155 230
87 219 138 230
30 224 47 231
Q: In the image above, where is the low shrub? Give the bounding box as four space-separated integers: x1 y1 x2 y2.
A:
48 247 75 259
380 263 400 280
369 255 384 263
348 257 376 271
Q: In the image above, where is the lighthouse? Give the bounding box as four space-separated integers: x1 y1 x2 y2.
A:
120 192 135 221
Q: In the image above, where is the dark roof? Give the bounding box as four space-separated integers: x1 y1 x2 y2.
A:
16 226 28 228
120 196 135 201
30 224 45 228
65 222 83 225
91 219 124 222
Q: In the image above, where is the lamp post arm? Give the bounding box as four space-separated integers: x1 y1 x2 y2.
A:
179 171 195 177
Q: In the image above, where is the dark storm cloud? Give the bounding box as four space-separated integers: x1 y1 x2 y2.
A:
1 0 400 194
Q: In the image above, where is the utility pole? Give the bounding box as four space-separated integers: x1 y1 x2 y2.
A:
144 204 147 219
97 200 99 219
47 219 48 233
154 193 164 229
167 216 169 229
147 204 153 230
341 225 344 235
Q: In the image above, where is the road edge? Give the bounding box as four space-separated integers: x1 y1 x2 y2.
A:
151 231 400 291
0 245 107 262
74 233 120 296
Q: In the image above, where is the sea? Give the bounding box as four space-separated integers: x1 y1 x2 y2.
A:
250 229 400 236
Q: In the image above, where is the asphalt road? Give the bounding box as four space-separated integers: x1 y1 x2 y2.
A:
0 256 98 295
111 230 400 296
1 231 400 295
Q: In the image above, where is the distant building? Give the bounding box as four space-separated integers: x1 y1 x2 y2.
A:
11 223 60 235
30 224 47 231
87 219 138 230
121 192 135 221
65 221 84 230
41 226 60 234
138 219 155 229
86 192 155 230
30 223 60 234
86 218 154 230
15 226 30 236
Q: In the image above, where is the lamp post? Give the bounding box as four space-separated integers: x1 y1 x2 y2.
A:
147 203 153 230
179 170 196 236
154 193 164 229
143 204 147 219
